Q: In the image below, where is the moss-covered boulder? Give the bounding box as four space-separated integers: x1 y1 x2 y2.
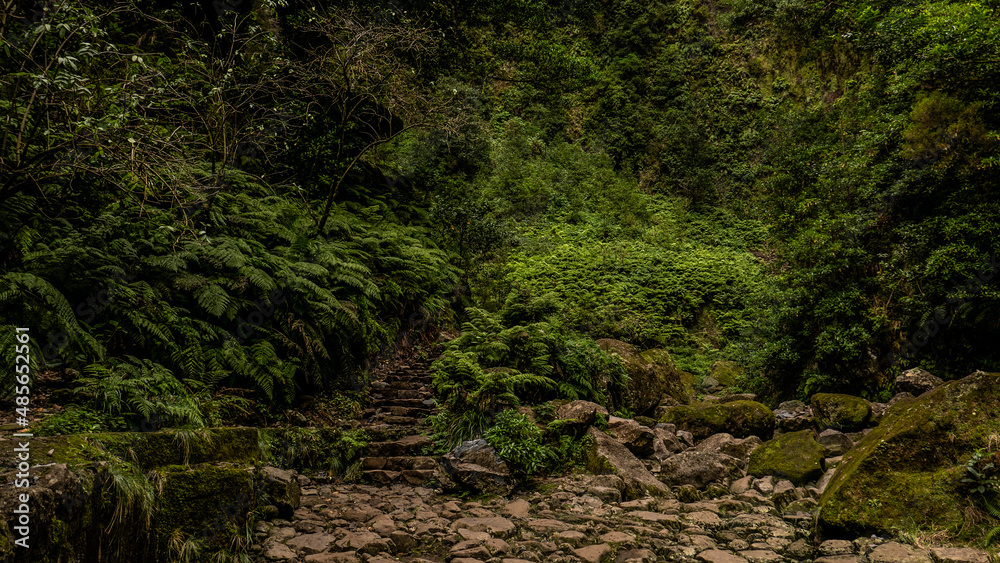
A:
810 393 871 432
597 339 674 414
660 400 775 440
819 371 1000 537
96 427 262 469
748 430 826 485
596 340 699 414
154 462 257 546
710 360 742 387
641 347 698 405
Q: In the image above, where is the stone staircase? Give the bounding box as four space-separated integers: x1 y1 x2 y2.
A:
360 356 440 485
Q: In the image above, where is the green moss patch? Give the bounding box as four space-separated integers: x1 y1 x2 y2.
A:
153 463 257 546
748 429 826 484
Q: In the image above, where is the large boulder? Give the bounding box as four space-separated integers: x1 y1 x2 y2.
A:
894 367 944 396
440 439 514 495
641 347 698 406
584 428 670 499
596 340 694 415
710 360 742 388
748 429 826 485
810 393 871 432
660 400 775 440
555 400 609 436
652 427 687 461
773 400 814 432
607 417 657 457
659 433 762 488
820 371 1000 537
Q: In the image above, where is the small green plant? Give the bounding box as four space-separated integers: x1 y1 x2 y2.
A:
962 449 1000 495
485 409 551 477
961 449 1000 546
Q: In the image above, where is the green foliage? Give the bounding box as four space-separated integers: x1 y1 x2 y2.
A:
33 405 129 436
485 409 551 476
74 356 205 429
962 449 1000 496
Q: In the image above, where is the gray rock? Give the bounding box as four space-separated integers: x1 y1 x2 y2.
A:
262 466 302 519
772 401 814 432
441 439 515 495
895 367 944 396
816 429 854 457
607 416 657 457
659 449 744 488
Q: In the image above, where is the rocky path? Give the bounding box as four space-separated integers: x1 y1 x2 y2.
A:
252 472 988 563
249 365 992 563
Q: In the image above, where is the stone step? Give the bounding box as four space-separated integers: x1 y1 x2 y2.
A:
363 469 435 486
371 398 436 409
389 380 429 390
374 389 433 400
383 374 432 383
372 415 423 426
372 406 435 417
361 456 438 471
365 434 431 457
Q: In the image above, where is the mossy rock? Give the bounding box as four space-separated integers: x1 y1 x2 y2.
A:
660 400 774 440
153 462 257 547
748 430 826 485
641 347 697 406
99 428 262 470
597 339 669 414
811 393 871 432
710 360 742 387
819 371 1000 538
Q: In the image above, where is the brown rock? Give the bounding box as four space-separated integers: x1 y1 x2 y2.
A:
929 547 992 563
607 417 657 457
697 550 748 563
868 542 931 563
451 516 517 538
287 532 336 555
739 550 781 563
585 427 670 499
557 400 608 429
574 543 612 563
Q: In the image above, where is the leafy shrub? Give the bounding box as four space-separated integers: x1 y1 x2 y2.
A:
430 349 554 449
485 409 551 476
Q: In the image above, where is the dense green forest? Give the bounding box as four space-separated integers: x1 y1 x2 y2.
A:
2 0 998 432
